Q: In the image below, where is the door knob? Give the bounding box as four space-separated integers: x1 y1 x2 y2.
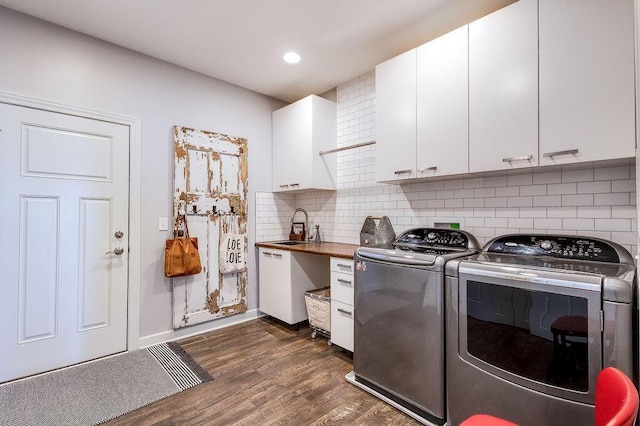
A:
106 247 124 255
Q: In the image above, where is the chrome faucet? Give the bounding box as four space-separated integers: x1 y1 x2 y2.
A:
291 208 309 239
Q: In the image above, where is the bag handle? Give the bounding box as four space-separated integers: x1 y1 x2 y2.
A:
173 214 191 238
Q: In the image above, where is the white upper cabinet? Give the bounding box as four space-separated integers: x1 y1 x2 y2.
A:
468 0 538 173
417 25 469 178
272 95 337 192
375 49 417 182
539 0 636 166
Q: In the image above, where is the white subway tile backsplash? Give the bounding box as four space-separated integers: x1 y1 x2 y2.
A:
562 169 594 183
594 219 632 232
496 208 521 218
270 71 638 252
508 174 533 186
533 171 562 185
533 218 563 229
547 207 577 218
509 218 534 229
533 195 562 207
485 217 508 228
577 181 611 194
485 197 509 208
473 187 497 198
612 179 635 193
594 193 631 206
547 183 577 195
508 197 533 208
577 206 611 219
562 194 594 207
612 206 636 218
520 185 546 196
563 218 595 231
594 166 631 181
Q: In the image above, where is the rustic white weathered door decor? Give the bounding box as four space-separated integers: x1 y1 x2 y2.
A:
0 103 130 383
172 126 248 329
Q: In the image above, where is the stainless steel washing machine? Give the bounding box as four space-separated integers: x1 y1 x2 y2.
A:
348 228 480 425
445 234 636 426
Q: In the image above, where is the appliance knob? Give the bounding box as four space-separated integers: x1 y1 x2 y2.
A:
540 240 552 250
427 232 436 240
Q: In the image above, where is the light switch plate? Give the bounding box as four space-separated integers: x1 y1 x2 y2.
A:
158 217 169 231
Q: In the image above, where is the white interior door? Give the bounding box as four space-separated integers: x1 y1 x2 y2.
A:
0 103 130 383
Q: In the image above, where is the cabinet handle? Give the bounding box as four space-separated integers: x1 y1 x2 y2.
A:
337 308 353 316
337 279 352 285
502 155 533 163
337 263 352 269
418 166 438 172
290 183 300 187
394 169 413 175
273 253 283 258
543 149 579 158
279 184 289 189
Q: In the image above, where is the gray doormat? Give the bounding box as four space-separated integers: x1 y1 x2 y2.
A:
0 341 212 426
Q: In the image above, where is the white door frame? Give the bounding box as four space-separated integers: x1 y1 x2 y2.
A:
0 91 142 352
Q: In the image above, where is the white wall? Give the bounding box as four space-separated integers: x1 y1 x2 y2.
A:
259 71 638 257
0 6 285 339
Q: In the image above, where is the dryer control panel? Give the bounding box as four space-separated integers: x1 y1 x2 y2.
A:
484 235 625 263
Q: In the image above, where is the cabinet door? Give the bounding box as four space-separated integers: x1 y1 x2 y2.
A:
469 0 538 173
272 97 313 191
331 300 354 352
258 248 292 321
417 25 468 178
375 49 417 182
539 0 635 165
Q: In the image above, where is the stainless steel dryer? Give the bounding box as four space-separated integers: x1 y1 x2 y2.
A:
445 234 636 426
347 228 480 425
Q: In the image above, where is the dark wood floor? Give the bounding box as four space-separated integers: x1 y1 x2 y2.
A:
106 317 421 425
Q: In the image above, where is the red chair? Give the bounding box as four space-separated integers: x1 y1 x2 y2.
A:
459 367 638 426
595 367 639 426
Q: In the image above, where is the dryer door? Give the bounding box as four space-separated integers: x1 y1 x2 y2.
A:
457 262 603 404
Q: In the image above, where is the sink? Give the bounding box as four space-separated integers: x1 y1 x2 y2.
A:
272 240 308 246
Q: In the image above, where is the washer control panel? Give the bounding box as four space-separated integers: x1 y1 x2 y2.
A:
485 235 622 263
394 228 475 251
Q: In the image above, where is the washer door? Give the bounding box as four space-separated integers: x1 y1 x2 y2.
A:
457 262 602 404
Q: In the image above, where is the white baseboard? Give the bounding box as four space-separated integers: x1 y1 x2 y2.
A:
138 309 264 348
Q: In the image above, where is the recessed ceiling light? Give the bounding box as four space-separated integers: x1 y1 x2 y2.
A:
283 51 301 64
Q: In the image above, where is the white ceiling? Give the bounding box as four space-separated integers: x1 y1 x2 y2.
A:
0 0 515 103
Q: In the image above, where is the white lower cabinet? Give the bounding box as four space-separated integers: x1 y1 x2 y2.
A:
258 248 329 325
331 301 354 352
330 257 354 351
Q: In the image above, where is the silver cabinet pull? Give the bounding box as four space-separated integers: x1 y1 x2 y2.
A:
273 253 283 258
337 279 352 285
262 251 273 256
337 308 352 316
418 166 438 172
337 263 352 270
394 169 413 175
106 247 124 255
290 183 300 187
279 184 289 189
543 149 579 158
502 155 533 163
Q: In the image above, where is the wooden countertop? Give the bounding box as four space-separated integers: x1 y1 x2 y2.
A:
255 241 360 259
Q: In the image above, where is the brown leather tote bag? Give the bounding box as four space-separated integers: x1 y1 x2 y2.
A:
164 214 202 278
